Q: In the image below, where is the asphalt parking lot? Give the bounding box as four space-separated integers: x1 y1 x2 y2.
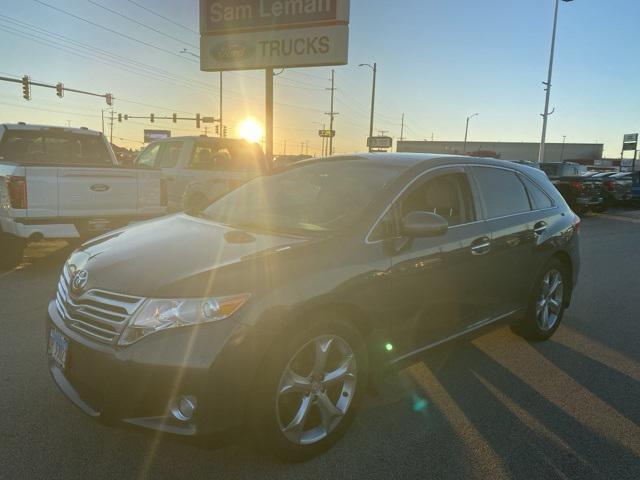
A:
1 211 639 480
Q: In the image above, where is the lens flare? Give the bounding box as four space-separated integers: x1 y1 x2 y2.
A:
238 118 263 143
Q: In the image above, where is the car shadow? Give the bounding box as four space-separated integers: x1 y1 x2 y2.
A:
389 326 640 480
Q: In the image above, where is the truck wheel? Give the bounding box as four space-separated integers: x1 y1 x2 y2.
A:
251 316 369 462
0 234 26 270
186 194 210 211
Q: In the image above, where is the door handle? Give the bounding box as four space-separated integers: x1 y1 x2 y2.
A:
533 221 548 235
470 237 491 256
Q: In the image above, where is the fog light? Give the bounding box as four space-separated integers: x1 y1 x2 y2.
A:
171 395 197 422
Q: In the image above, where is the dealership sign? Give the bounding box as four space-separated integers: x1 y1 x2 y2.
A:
143 129 171 143
200 0 350 71
367 136 393 149
622 133 638 151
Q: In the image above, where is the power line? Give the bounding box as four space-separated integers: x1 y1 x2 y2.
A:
86 0 199 50
127 0 199 35
32 0 198 64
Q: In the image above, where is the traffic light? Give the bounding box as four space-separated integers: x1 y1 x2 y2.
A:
223 126 228 138
215 125 219 135
55 82 64 98
105 93 113 106
150 113 154 123
195 113 201 129
21 76 30 100
172 113 177 123
118 113 122 123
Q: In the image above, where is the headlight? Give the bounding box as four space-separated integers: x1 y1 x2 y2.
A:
118 294 250 345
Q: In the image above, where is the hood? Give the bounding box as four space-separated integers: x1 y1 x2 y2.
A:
68 214 309 297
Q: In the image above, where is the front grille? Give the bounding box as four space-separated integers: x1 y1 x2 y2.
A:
55 265 145 344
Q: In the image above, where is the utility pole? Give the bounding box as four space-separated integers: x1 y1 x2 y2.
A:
538 0 573 164
101 109 105 135
265 67 274 166
400 113 405 141
109 109 114 144
359 63 377 152
463 113 479 154
326 70 337 156
219 72 223 138
560 135 566 161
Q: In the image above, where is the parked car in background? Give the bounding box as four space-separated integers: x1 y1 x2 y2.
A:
47 154 580 461
135 136 267 211
540 162 604 214
593 172 632 205
0 123 167 269
631 171 640 205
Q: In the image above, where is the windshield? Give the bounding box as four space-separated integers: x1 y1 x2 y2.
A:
202 160 402 235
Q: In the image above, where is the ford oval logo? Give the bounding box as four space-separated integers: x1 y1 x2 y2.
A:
72 270 89 294
211 41 254 61
90 184 110 192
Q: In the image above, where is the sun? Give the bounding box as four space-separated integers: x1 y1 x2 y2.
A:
238 118 264 144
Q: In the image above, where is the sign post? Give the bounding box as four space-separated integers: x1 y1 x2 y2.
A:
199 0 350 166
622 133 638 172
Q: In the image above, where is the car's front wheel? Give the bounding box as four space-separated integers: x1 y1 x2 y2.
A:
252 316 368 461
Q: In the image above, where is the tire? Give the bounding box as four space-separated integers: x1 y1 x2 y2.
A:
0 234 26 270
514 258 568 341
186 194 209 212
250 315 369 462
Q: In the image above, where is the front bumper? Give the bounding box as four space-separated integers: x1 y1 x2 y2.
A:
46 300 264 436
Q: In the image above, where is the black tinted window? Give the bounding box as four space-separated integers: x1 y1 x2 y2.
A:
472 167 531 218
520 175 553 209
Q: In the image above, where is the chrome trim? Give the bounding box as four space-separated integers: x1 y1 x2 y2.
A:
365 162 559 245
55 264 145 344
387 308 521 365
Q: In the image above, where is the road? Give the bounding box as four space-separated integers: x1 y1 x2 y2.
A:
1 211 639 480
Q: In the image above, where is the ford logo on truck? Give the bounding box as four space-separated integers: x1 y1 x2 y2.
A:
90 184 110 192
210 41 254 61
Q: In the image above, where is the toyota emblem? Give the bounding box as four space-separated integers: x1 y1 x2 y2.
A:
72 270 89 294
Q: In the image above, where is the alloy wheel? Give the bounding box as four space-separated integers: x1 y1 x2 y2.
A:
536 269 564 331
276 335 357 446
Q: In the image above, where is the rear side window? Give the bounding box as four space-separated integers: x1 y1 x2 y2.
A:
519 174 554 210
472 167 531 219
0 130 111 165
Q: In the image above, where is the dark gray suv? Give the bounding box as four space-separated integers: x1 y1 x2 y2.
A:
47 154 580 461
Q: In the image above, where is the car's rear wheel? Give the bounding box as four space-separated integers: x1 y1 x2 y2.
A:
515 258 568 341
251 316 368 461
0 234 25 270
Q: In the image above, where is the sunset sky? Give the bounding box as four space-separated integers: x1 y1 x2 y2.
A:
1 0 639 157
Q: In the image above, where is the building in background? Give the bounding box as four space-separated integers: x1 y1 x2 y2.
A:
397 140 603 163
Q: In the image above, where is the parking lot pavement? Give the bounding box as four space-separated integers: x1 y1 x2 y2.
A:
1 215 639 480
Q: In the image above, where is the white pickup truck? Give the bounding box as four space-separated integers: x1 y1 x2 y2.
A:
0 123 167 268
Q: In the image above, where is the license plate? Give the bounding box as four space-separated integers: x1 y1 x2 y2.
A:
87 219 111 232
49 328 69 370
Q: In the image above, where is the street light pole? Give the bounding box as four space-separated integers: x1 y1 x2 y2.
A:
463 113 479 154
560 135 566 161
538 0 573 164
360 63 377 153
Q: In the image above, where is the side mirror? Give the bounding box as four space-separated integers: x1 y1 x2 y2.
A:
401 211 448 237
